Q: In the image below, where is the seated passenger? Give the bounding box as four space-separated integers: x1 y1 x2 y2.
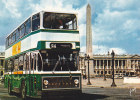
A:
54 19 63 29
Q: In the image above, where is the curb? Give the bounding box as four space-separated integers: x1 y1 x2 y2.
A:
82 85 140 89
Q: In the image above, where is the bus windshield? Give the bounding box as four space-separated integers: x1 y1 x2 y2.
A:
43 12 77 30
40 50 78 71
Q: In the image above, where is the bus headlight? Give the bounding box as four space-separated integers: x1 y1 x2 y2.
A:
44 80 48 85
74 79 79 85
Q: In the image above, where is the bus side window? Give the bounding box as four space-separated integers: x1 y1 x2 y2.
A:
7 60 11 72
8 35 12 46
16 29 20 41
7 60 14 72
25 18 31 35
5 60 9 72
20 24 25 38
5 60 7 72
12 32 16 43
32 13 40 31
23 54 26 71
6 37 10 47
38 54 42 71
10 34 13 44
14 58 19 71
31 54 36 71
19 55 23 70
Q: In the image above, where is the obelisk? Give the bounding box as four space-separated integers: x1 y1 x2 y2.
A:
86 4 92 57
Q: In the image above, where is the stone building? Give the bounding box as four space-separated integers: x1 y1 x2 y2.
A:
0 52 5 76
79 53 140 77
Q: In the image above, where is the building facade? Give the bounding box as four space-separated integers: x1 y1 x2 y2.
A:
80 53 140 77
0 52 5 76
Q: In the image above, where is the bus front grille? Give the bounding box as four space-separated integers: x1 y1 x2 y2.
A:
42 76 80 90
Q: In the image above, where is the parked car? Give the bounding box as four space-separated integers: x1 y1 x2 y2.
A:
114 73 125 79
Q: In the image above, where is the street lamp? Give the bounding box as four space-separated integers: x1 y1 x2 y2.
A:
85 54 92 85
93 58 94 78
84 55 87 79
104 62 106 81
111 50 117 87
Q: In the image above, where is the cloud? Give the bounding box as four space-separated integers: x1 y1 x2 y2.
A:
80 46 86 53
1 0 21 18
109 48 127 55
92 0 140 44
29 0 74 13
79 24 86 37
0 46 5 52
81 44 127 55
93 45 109 54
111 0 140 11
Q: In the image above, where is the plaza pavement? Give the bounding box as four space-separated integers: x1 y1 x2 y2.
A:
82 78 140 89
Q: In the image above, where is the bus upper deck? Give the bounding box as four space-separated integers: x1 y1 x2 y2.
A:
6 11 78 49
5 11 80 59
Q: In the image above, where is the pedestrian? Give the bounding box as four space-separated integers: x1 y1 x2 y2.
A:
83 72 86 79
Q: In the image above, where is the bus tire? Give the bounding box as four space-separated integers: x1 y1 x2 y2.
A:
21 81 26 100
8 81 13 95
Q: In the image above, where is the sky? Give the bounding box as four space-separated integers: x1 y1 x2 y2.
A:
0 0 140 55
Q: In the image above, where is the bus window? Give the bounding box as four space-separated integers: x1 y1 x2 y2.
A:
6 37 9 47
14 58 19 71
38 54 42 71
20 24 25 38
31 54 36 70
32 13 40 31
8 35 12 45
25 18 31 35
43 12 77 30
23 54 26 71
73 18 77 29
12 32 16 43
16 29 20 41
19 55 23 70
41 50 78 71
7 60 14 72
43 13 52 28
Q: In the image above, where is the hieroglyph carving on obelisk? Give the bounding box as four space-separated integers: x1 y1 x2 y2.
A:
86 4 92 57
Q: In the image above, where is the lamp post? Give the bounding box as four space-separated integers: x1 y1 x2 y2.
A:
111 50 117 87
104 63 106 81
84 56 87 79
85 54 92 85
93 58 94 77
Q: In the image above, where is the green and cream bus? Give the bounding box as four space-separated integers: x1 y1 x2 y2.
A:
4 11 81 99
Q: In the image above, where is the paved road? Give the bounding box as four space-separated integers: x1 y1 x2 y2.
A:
82 78 140 89
82 87 140 100
0 82 22 100
0 82 140 100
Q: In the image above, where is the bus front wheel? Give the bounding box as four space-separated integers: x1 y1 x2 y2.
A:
21 81 26 100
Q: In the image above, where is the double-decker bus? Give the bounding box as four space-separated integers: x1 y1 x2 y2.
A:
4 11 81 99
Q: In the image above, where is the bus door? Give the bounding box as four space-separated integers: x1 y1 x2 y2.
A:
24 52 30 96
30 52 38 96
25 52 37 96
